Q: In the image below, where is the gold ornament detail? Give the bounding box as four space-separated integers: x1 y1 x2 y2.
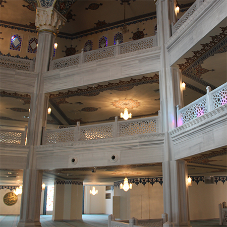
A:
3 192 18 206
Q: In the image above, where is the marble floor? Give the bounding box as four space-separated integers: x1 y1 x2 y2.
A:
0 215 221 227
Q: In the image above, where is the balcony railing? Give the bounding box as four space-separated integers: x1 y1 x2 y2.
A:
49 35 157 70
0 55 35 72
177 82 227 126
108 215 164 227
172 0 206 34
0 129 26 145
42 116 159 145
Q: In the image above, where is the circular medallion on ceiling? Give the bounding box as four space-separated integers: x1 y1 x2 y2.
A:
81 107 98 112
112 99 140 109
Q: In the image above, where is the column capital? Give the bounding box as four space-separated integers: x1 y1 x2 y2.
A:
35 7 66 35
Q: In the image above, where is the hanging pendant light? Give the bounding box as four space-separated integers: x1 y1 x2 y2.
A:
120 178 132 191
90 186 98 195
121 2 129 34
120 108 132 120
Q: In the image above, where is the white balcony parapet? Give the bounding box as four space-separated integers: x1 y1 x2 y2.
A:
0 129 26 145
49 35 157 70
177 82 227 126
108 215 163 227
120 36 157 55
172 0 205 34
0 55 35 72
42 115 159 145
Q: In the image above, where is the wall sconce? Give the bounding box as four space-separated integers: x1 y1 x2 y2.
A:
90 186 98 195
175 2 180 15
181 82 186 90
54 43 58 49
47 107 51 114
120 178 132 191
14 186 22 195
187 177 192 186
42 183 45 190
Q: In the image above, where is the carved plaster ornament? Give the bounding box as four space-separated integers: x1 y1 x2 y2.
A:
35 7 67 34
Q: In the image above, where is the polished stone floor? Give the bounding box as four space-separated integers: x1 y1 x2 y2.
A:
0 215 221 227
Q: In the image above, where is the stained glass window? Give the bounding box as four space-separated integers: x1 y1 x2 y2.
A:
114 32 123 45
10 35 22 51
27 37 38 53
99 36 108 48
46 185 54 211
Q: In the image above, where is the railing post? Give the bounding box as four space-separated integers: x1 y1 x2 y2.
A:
176 105 180 127
108 214 115 227
80 49 84 64
162 213 168 223
76 121 80 141
114 116 118 138
158 110 161 133
206 86 212 112
115 40 120 56
129 217 136 227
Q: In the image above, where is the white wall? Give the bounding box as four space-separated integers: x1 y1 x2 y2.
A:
114 183 163 220
84 186 106 214
114 186 131 220
189 181 227 220
105 187 114 215
0 189 21 215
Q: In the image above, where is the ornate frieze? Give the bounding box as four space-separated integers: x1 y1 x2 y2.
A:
35 7 66 34
55 180 83 185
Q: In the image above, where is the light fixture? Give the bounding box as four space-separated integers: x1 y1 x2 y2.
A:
47 107 51 114
120 1 129 34
42 183 45 190
175 2 180 14
120 108 132 120
54 43 58 49
181 82 186 90
90 186 98 195
14 186 22 195
187 177 192 186
120 178 132 192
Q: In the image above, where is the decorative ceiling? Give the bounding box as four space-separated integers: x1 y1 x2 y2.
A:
0 0 195 36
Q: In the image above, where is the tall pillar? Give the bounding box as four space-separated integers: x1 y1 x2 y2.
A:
17 6 66 227
156 0 191 226
53 181 83 221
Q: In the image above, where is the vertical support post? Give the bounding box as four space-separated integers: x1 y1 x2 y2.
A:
162 213 168 223
206 86 211 112
80 49 84 64
76 121 80 141
114 116 118 138
115 40 120 56
176 105 180 127
108 214 115 227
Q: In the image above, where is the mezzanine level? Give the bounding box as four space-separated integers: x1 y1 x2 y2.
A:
1 82 226 170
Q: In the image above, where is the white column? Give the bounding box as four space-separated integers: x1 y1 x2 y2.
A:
17 6 66 227
156 0 191 226
53 181 83 221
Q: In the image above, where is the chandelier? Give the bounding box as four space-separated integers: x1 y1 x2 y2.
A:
90 186 98 195
120 108 132 120
14 186 22 195
120 178 132 192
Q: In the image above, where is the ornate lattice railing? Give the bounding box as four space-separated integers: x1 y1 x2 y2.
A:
49 54 80 70
49 35 157 70
172 0 205 34
120 36 157 55
177 82 227 126
84 46 115 63
0 129 26 145
42 116 159 145
0 55 35 71
42 127 78 144
118 117 158 137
